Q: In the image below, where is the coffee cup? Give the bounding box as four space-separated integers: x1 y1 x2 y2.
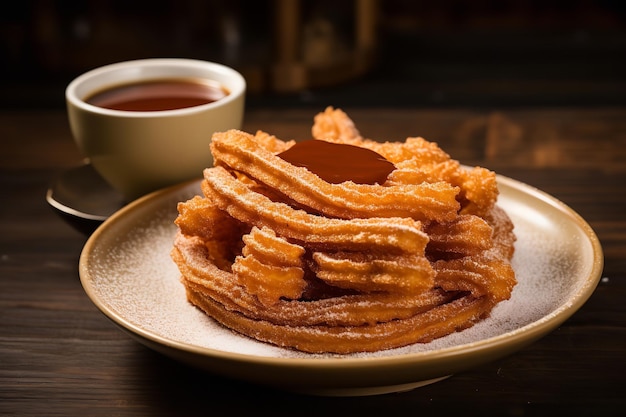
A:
66 58 246 200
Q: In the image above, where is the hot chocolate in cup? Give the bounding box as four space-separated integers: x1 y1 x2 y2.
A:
66 58 246 200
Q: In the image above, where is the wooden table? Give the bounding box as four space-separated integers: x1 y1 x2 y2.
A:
1 107 624 416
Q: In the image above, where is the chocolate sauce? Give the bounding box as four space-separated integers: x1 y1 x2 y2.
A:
85 78 228 111
278 140 395 185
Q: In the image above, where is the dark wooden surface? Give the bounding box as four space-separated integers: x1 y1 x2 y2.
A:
1 107 625 417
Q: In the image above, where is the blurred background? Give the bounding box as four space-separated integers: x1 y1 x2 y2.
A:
1 0 625 110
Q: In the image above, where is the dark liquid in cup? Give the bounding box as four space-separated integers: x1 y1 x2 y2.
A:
85 78 229 111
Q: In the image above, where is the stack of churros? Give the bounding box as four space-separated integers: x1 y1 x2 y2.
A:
171 107 517 354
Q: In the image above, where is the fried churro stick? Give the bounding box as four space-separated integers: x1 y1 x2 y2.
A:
313 107 499 216
201 166 429 254
210 130 460 222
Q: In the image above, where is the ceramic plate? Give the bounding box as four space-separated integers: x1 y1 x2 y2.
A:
79 175 603 396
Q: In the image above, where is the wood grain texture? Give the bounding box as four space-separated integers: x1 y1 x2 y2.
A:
1 108 624 417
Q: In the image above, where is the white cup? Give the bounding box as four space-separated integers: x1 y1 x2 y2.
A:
66 58 246 200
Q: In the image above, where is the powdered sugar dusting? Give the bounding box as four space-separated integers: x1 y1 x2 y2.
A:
86 181 596 360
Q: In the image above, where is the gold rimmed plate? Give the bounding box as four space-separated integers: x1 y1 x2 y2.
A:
78 175 603 396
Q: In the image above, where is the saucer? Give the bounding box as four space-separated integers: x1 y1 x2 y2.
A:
46 163 125 234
